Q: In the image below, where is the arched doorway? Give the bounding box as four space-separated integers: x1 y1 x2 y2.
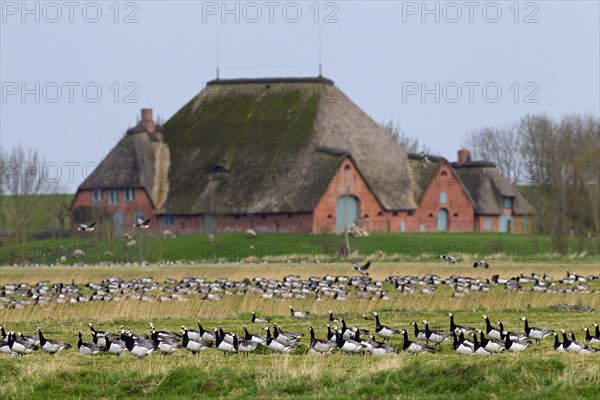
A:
336 195 360 234
437 208 448 232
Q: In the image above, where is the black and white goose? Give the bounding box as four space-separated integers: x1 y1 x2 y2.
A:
373 311 400 341
16 331 39 347
340 318 368 340
422 320 451 345
473 260 489 268
451 330 474 355
213 328 238 354
410 321 427 341
133 218 150 228
0 337 15 355
89 323 117 348
496 321 529 342
365 334 398 356
103 335 127 356
481 315 502 340
552 332 565 353
328 310 342 322
352 261 371 276
325 324 336 341
78 222 96 232
519 317 553 345
149 322 181 340
36 327 71 357
582 326 600 344
181 328 211 355
273 324 303 344
263 327 296 353
76 332 101 356
8 331 39 355
122 330 156 359
195 321 217 343
335 329 365 353
289 306 309 318
502 331 529 352
251 312 269 323
180 325 200 341
237 336 260 356
440 255 458 264
243 325 266 346
476 329 504 353
594 322 600 341
448 313 475 335
471 333 491 355
399 329 433 354
151 328 180 355
568 332 593 354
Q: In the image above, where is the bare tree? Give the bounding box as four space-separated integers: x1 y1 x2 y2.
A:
380 120 431 154
1 145 60 252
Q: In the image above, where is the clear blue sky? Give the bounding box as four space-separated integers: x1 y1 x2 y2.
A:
1 1 599 192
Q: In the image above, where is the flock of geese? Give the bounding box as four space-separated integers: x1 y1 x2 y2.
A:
2 312 598 359
1 269 598 309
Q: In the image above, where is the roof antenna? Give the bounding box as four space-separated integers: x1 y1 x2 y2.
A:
216 30 220 79
318 23 323 77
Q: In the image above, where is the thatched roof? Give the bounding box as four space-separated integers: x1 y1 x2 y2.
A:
157 77 412 214
453 163 535 215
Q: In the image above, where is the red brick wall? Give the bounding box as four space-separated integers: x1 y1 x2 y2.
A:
70 188 154 235
312 158 388 233
408 163 475 232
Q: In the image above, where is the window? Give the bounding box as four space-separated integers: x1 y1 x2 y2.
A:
135 211 145 222
400 222 406 232
108 189 118 205
441 170 448 177
124 188 135 201
392 211 398 217
453 212 459 217
502 197 513 208
440 192 447 205
485 216 492 231
428 213 434 218
377 211 384 217
287 213 293 218
363 214 370 219
408 210 414 217
93 189 102 202
164 215 175 226
344 165 351 170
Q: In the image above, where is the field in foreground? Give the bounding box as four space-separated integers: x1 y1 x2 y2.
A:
1 263 599 399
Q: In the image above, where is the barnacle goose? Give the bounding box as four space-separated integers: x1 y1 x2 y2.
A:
496 321 529 342
181 328 212 354
422 320 451 345
36 327 71 357
340 318 368 340
243 325 266 345
440 255 458 264
8 331 39 355
0 325 8 341
473 260 490 268
471 333 491 355
273 324 303 344
325 324 336 341
328 310 342 322
196 321 217 343
251 312 269 323
582 327 600 344
552 332 565 352
502 331 529 352
365 334 398 356
289 306 309 318
476 329 504 353
149 322 181 340
213 328 238 354
0 338 15 355
451 330 474 355
263 327 296 353
481 315 502 340
399 329 433 354
447 313 475 335
594 322 600 340
122 330 156 359
151 328 180 355
373 311 400 340
410 321 427 341
76 332 101 356
103 335 127 356
335 329 365 353
88 322 117 348
218 326 236 344
181 325 200 341
519 317 553 345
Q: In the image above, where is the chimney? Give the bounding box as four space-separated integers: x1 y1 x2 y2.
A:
140 108 155 133
457 149 471 165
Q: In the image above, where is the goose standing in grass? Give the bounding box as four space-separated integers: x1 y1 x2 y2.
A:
8 332 39 355
149 323 181 341
181 328 211 355
452 331 474 355
88 322 117 348
410 321 427 341
582 327 600 344
473 260 489 268
481 315 502 340
365 334 398 356
237 336 260 356
440 255 458 264
519 317 553 345
122 330 156 359
476 329 504 353
448 313 475 335
263 327 296 353
471 333 491 355
328 311 342 322
103 336 127 357
502 331 529 352
0 338 15 355
243 325 266 346
76 332 101 356
274 324 303 344
373 311 400 341
196 321 217 343
36 327 71 357
335 329 365 353
340 318 368 340
289 306 309 318
399 329 433 354
552 332 565 352
251 312 269 323
151 328 180 355
568 332 592 353
496 321 529 342
181 325 200 341
422 320 451 345
213 328 238 354
325 324 336 341
594 322 600 341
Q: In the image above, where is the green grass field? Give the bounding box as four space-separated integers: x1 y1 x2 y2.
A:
1 262 599 399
